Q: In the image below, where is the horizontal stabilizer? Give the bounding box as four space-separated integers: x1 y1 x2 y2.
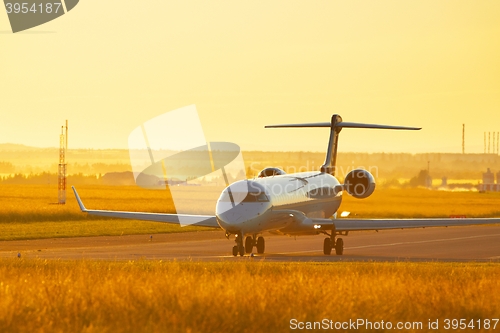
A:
265 121 420 131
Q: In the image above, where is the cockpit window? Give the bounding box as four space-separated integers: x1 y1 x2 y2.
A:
257 167 286 178
249 192 269 202
220 191 269 203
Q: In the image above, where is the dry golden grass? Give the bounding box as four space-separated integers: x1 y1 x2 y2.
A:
0 184 177 222
0 260 498 333
0 220 209 241
0 184 225 221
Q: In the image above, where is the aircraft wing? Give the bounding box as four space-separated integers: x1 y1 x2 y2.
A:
71 187 220 228
310 217 500 231
269 209 500 234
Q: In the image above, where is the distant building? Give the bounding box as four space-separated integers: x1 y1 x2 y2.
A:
425 174 432 188
479 168 500 192
157 179 201 186
441 177 447 187
484 168 495 184
409 169 432 188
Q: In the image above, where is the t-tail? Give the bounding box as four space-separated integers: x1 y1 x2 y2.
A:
265 114 421 175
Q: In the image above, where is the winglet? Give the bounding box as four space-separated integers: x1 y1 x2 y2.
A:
71 186 87 212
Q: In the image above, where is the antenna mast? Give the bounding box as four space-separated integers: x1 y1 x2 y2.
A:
484 132 486 154
58 120 68 204
494 132 497 155
462 124 465 154
488 132 491 154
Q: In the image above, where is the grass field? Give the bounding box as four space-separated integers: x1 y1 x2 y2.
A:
0 185 215 241
0 260 498 333
1 184 500 241
0 220 211 241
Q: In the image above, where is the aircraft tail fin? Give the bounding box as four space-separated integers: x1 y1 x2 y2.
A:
266 114 420 175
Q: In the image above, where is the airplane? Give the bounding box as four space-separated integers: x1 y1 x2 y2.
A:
72 114 500 256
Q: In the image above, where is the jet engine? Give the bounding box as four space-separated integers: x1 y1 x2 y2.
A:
343 169 375 199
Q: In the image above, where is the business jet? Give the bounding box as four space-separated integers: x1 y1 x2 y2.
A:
72 114 500 256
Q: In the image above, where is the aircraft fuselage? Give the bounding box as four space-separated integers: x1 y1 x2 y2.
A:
215 171 342 235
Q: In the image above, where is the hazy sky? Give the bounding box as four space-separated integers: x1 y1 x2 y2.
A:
1 1 499 153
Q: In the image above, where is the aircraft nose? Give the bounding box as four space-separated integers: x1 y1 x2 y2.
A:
216 200 270 230
215 181 270 229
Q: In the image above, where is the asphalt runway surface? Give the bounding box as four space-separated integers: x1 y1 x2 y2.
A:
1 225 500 262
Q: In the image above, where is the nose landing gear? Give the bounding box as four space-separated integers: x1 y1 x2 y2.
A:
232 245 244 256
256 236 265 254
245 236 254 254
232 233 245 257
232 232 245 256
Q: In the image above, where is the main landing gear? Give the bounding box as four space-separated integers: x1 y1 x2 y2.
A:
232 233 265 256
323 237 343 255
323 228 344 255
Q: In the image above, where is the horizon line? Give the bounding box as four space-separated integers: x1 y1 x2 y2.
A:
0 143 499 156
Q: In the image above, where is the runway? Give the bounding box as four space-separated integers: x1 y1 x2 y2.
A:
1 225 500 262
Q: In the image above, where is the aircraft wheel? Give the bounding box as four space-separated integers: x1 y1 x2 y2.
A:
232 246 238 257
256 237 265 254
238 244 245 256
323 238 332 255
245 236 253 253
335 238 344 255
